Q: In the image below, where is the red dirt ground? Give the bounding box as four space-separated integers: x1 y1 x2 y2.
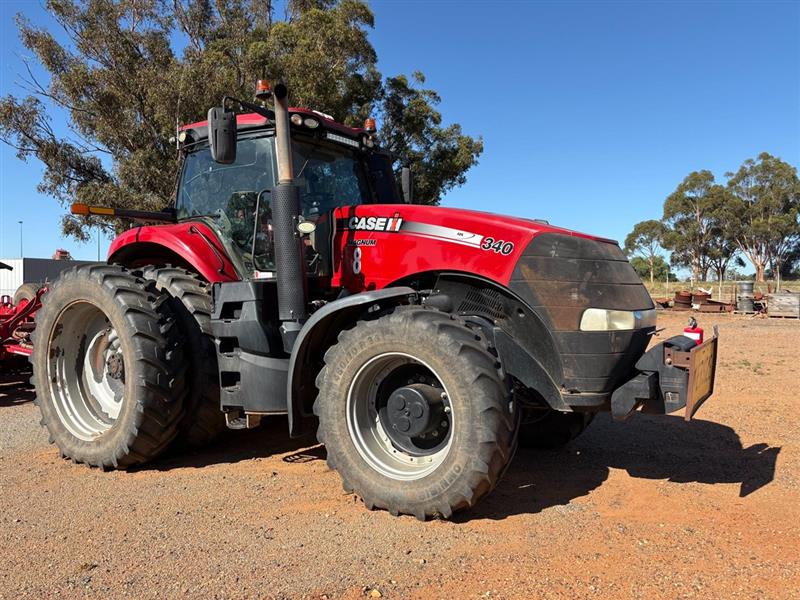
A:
1 311 797 599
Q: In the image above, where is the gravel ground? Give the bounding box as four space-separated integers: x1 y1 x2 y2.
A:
0 312 798 599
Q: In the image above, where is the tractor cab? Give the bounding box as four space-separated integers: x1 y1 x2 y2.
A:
175 108 402 277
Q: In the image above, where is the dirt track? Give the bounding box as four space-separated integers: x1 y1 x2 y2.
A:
1 312 798 599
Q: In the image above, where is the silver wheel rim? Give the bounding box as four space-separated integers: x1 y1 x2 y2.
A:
346 352 454 481
47 301 125 440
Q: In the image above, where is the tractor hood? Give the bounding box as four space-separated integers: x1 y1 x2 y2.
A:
331 203 619 292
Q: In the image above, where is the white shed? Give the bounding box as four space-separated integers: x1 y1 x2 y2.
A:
0 258 95 297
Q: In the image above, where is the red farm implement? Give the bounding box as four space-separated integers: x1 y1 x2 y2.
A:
0 262 45 366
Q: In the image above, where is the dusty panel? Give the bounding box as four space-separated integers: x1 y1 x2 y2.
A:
509 233 654 394
767 292 800 318
510 233 653 332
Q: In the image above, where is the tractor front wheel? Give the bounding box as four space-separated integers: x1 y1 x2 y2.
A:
31 264 186 468
314 307 517 519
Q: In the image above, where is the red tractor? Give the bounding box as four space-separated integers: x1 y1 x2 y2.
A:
31 82 719 519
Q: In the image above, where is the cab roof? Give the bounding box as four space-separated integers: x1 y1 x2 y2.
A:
180 109 367 140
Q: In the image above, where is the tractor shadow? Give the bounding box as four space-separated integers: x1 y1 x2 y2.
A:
144 416 324 471
140 411 780 521
463 413 781 522
0 369 34 408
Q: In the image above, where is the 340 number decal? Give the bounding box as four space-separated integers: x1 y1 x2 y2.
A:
480 237 515 255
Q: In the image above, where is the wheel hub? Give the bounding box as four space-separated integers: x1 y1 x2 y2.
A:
347 353 454 481
47 301 126 441
106 353 124 380
384 383 445 442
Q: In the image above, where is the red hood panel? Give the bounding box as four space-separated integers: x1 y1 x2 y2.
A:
107 205 618 292
332 204 618 292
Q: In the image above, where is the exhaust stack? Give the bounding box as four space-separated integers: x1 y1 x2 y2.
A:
270 83 308 352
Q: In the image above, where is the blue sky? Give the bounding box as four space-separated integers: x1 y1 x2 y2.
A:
1 0 798 265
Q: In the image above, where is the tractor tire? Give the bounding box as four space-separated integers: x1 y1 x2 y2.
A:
314 307 518 520
138 266 225 447
13 283 39 305
31 264 186 469
517 409 595 449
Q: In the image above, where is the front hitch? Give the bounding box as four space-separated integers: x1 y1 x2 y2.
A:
610 326 719 421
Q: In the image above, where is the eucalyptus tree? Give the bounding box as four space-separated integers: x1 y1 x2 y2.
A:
0 0 483 239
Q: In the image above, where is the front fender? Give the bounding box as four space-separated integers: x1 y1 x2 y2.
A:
287 287 417 437
492 328 569 411
108 222 239 283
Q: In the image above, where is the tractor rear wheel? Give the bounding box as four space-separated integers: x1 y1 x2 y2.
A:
31 264 186 468
517 409 595 449
139 266 225 447
314 307 518 519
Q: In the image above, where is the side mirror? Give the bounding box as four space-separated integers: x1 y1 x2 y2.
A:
208 106 237 164
401 166 414 204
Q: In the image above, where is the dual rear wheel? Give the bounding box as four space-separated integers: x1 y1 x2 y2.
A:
31 264 222 469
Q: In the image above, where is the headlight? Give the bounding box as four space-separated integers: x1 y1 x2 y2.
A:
303 117 319 129
580 308 657 332
290 114 303 126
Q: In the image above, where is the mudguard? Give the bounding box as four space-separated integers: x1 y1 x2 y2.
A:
108 222 239 283
492 328 569 411
287 286 417 437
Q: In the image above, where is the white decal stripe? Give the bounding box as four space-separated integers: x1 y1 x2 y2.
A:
400 221 484 247
402 231 484 249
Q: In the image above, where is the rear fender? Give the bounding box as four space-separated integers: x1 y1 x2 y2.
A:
287 287 417 437
107 222 239 283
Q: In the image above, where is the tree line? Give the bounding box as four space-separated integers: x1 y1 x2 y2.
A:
0 0 483 240
625 152 800 290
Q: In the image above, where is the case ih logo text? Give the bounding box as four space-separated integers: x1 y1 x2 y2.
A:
347 215 403 232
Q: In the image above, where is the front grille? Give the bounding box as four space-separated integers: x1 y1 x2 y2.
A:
509 232 654 393
509 233 652 332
